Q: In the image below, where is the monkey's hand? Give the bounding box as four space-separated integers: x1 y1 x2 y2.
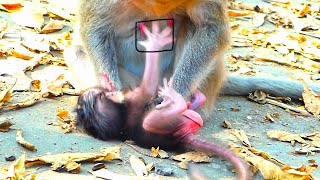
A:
156 77 186 110
138 21 173 52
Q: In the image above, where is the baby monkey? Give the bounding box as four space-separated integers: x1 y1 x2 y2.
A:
76 22 249 180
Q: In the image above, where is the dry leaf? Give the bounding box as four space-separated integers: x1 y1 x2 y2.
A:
178 161 188 170
228 10 251 17
158 149 169 159
16 129 37 151
11 6 44 28
302 81 320 116
26 149 121 171
172 151 211 163
0 19 9 39
146 163 155 172
42 74 68 97
4 93 41 109
295 145 320 155
265 113 275 122
11 45 35 60
267 130 309 146
129 155 148 176
252 13 266 27
64 161 81 173
222 119 233 129
0 3 23 12
151 146 160 157
46 6 75 22
3 154 26 180
230 129 252 148
30 80 41 92
0 117 13 132
89 169 161 180
21 40 50 53
56 109 76 133
40 19 64 34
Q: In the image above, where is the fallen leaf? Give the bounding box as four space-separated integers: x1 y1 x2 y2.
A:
230 129 252 148
11 5 44 28
26 149 121 171
64 161 81 173
42 74 68 97
146 162 154 172
129 155 147 176
228 10 251 17
0 117 13 132
21 40 50 53
158 149 169 159
16 129 37 151
11 45 35 60
46 6 75 22
295 145 320 155
265 113 275 122
267 130 309 146
90 168 164 180
222 119 233 129
0 19 9 38
172 151 211 163
4 93 42 109
178 161 188 170
30 80 41 92
252 13 266 27
40 19 64 34
3 154 26 180
302 81 320 116
151 146 160 157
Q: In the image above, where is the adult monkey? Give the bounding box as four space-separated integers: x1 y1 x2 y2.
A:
65 0 320 117
65 0 230 118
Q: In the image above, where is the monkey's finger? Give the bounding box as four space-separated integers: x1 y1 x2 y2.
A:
152 21 160 34
160 26 172 37
163 78 168 88
168 77 174 87
137 41 148 49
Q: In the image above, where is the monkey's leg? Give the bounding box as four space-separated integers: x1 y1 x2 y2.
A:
198 55 227 118
64 45 98 90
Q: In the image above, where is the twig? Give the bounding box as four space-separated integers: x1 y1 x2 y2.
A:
124 141 153 157
265 99 311 116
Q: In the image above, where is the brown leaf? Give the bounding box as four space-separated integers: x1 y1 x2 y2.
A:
0 3 23 12
42 74 68 97
11 45 35 60
230 129 252 148
302 81 320 116
172 151 211 163
26 148 122 171
228 10 251 17
64 161 81 174
4 93 41 109
151 146 159 157
40 19 64 34
267 130 309 146
16 129 37 151
0 117 13 132
30 80 41 92
265 113 275 122
129 155 147 176
222 119 233 129
21 41 50 53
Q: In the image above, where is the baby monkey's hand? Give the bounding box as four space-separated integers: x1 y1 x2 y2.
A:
138 21 173 52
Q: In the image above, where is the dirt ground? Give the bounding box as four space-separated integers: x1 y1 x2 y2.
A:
0 0 319 179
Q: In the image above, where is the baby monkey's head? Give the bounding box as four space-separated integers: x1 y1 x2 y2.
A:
76 87 126 140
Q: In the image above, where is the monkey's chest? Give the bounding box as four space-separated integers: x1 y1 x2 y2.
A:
116 36 174 76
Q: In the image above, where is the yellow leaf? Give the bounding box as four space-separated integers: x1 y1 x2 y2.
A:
230 129 252 147
129 155 147 176
172 151 211 163
267 130 309 145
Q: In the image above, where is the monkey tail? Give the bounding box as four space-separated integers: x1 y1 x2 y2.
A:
222 75 320 99
186 135 250 180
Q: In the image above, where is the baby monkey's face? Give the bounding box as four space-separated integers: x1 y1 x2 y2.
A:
82 87 125 104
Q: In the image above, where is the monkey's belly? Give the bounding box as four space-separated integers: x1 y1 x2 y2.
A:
116 39 174 77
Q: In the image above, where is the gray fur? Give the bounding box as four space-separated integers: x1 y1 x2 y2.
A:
222 75 320 99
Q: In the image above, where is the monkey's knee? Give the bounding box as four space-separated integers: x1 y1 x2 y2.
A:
64 45 98 90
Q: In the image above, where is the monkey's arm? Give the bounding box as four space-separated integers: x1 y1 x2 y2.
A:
79 2 122 90
139 22 173 95
173 1 229 96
